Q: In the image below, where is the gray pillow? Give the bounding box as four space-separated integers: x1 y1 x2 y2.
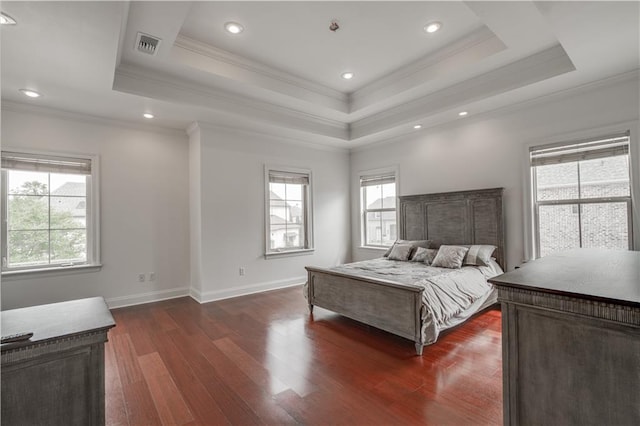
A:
424 248 438 265
463 245 497 267
387 243 414 261
431 245 469 269
410 247 429 262
410 247 438 265
384 239 432 257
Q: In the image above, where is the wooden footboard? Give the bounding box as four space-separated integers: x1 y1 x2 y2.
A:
306 266 425 355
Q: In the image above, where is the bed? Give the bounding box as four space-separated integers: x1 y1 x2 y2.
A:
305 187 505 355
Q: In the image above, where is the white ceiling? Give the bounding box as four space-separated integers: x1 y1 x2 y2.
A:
1 1 638 148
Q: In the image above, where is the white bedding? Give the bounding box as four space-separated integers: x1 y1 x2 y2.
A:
328 258 503 344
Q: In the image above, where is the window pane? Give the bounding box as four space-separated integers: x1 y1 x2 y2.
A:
50 230 86 263
285 224 303 248
579 156 630 199
7 230 49 267
381 211 397 245
366 212 382 246
50 196 86 229
285 183 302 201
270 200 287 222
536 163 578 201
581 203 629 250
269 183 286 200
538 204 580 257
381 183 396 209
269 224 285 250
287 200 303 224
365 185 383 210
7 195 49 230
7 171 48 195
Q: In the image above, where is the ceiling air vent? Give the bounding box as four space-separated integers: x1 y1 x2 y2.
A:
135 32 161 56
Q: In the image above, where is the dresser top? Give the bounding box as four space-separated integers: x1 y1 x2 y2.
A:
489 249 640 307
1 297 115 351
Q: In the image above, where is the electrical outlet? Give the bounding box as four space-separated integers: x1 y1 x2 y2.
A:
149 272 156 282
239 267 245 276
138 273 145 283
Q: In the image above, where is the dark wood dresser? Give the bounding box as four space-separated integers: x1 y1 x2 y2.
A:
1 297 116 425
490 249 640 426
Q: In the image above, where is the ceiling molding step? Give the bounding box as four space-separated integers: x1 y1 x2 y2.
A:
350 26 507 113
1 100 187 139
350 70 640 152
114 2 130 70
172 35 349 113
113 64 349 140
350 44 576 140
188 121 349 153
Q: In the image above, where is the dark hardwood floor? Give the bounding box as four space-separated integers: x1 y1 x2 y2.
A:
106 286 502 425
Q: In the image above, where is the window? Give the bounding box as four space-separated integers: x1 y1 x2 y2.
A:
265 167 313 256
530 133 632 258
360 173 397 247
1 151 100 273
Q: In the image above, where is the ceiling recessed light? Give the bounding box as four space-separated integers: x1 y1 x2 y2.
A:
424 22 442 34
19 89 41 98
341 72 354 80
224 22 244 34
0 12 17 25
413 124 422 130
458 111 468 117
143 113 154 119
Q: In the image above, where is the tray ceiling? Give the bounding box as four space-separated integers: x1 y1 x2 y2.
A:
1 1 638 148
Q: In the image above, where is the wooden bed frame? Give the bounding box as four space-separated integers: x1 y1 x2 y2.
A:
305 187 505 355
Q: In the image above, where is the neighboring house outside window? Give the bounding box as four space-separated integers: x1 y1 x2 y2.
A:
1 150 100 273
360 172 397 247
265 166 313 256
530 133 632 258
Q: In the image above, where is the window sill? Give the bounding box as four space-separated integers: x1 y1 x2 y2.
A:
265 249 315 259
358 246 389 251
2 264 103 281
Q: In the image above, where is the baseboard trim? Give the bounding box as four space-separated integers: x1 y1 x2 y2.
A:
106 287 191 309
190 276 306 304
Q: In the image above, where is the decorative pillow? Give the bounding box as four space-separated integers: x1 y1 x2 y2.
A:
463 245 497 267
411 247 438 265
387 243 414 261
431 245 469 269
384 239 432 257
424 248 438 265
410 247 429 262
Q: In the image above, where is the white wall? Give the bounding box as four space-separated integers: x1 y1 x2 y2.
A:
189 123 351 302
1 109 190 309
351 73 640 269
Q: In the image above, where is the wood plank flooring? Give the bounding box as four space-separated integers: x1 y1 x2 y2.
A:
106 286 502 425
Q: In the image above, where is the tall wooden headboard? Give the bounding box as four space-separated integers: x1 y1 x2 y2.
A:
399 188 506 270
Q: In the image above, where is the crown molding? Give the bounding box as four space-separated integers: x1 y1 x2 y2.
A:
350 26 507 113
350 69 640 153
114 63 349 140
350 44 576 140
173 35 348 113
188 120 349 153
1 100 187 139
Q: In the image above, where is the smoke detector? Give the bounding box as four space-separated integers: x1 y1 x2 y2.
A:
135 32 161 56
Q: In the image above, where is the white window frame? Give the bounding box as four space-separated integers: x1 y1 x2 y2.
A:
359 168 398 249
264 165 314 258
528 131 634 259
1 149 101 276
